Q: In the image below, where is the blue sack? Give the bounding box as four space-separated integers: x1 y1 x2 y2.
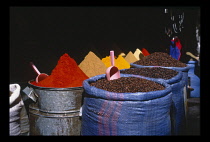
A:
130 63 190 121
81 74 172 136
187 61 200 98
120 68 185 135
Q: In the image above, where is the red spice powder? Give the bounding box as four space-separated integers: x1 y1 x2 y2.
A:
141 48 150 56
31 53 89 88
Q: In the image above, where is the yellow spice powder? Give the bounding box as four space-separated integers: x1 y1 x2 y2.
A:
102 55 130 70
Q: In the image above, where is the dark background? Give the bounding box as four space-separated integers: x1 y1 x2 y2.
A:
10 6 200 83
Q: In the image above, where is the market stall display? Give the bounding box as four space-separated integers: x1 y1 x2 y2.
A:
12 50 197 136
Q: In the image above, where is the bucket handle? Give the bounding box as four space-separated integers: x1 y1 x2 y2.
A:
22 86 38 102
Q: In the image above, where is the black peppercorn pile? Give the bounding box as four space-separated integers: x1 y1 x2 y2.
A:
121 67 178 80
90 77 165 93
133 52 186 67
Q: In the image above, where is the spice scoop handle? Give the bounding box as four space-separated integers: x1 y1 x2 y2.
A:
30 62 49 83
110 50 115 66
106 50 120 81
30 62 41 75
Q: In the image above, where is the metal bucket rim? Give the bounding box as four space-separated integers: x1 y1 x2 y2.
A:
28 80 83 91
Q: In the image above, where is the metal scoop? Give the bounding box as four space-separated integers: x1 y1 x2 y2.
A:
30 62 49 83
105 50 120 81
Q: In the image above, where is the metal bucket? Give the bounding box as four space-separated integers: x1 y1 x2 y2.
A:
28 81 83 135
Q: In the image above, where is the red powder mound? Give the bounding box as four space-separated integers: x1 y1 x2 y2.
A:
141 48 150 56
31 53 89 88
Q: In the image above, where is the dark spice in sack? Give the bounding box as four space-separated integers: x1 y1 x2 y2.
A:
133 52 186 67
120 67 178 80
81 74 172 136
121 67 185 135
90 77 165 93
131 52 190 124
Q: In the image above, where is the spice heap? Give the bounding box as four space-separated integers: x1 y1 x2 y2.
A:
79 51 107 78
90 77 165 93
124 51 138 63
133 48 143 60
119 52 126 57
116 55 131 69
31 53 89 88
121 67 178 80
141 48 150 56
102 55 130 70
133 52 187 67
133 48 142 60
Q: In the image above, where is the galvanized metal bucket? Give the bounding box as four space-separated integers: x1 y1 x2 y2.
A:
28 81 83 136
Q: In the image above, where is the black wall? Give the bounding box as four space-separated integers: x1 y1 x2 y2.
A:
10 7 200 83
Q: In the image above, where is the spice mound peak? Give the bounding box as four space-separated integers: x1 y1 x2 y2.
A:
31 53 88 88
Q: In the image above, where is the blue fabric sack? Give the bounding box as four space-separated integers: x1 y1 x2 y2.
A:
187 61 200 98
130 63 190 124
120 68 185 135
81 74 172 136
